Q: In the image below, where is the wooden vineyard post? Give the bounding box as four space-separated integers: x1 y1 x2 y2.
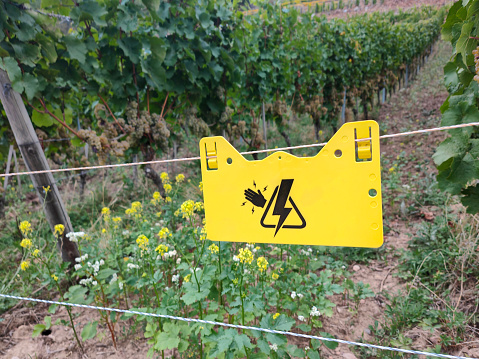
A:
0 69 79 263
0 145 13 218
13 148 21 191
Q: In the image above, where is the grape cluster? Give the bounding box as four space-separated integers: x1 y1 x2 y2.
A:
473 47 479 84
294 95 327 122
181 107 210 138
122 102 170 152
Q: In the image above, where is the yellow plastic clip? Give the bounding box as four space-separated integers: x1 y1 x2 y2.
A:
205 143 218 170
199 120 383 248
356 127 372 161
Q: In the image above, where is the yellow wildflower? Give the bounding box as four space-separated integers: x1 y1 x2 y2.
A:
101 207 110 215
136 234 149 251
179 200 195 219
132 201 142 211
29 184 34 189
184 274 191 283
153 191 161 200
232 278 239 285
174 209 180 217
102 228 106 233
163 183 172 194
51 274 58 281
20 260 30 271
156 212 162 218
158 227 171 239
208 244 219 254
19 221 32 236
112 217 122 222
20 238 33 249
273 313 280 320
389 167 395 173
160 172 169 181
43 185 50 194
257 256 268 272
32 249 40 257
155 244 168 255
272 272 279 280
165 196 172 203
175 174 185 183
199 182 203 192
54 224 65 236
194 202 204 211
199 225 207 241
123 257 130 261
237 248 254 265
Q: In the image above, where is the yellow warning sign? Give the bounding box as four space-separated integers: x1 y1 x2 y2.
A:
199 120 383 248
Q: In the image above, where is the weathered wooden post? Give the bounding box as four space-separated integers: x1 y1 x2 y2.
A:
0 69 79 263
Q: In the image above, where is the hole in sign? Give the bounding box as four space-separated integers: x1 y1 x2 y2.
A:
334 149 342 157
227 158 233 164
369 189 377 197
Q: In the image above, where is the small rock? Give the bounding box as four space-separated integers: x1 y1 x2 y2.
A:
352 265 360 272
359 299 365 304
365 328 372 335
343 353 358 359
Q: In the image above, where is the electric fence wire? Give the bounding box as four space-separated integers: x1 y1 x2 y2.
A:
1 121 479 179
0 293 476 359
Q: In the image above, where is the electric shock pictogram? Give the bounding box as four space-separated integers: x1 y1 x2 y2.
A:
243 179 306 237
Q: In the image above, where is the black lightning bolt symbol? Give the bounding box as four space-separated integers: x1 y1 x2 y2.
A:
253 180 256 188
263 186 268 192
252 207 255 214
272 179 294 236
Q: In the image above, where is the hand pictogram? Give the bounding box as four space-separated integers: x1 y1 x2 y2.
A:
244 188 266 208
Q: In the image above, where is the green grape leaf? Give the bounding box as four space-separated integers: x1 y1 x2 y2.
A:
433 136 468 167
0 46 9 58
11 42 41 67
2 57 22 83
455 21 475 66
149 37 167 63
441 101 479 127
461 184 479 213
32 110 54 127
118 37 141 64
22 73 41 101
63 36 87 64
444 62 461 94
36 33 58 63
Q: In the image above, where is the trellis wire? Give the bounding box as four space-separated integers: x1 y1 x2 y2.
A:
0 294 476 359
1 121 479 179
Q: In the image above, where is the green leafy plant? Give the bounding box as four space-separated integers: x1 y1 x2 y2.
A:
433 1 479 213
32 316 52 338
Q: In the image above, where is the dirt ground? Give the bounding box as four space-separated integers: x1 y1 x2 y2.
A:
1 38 473 359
